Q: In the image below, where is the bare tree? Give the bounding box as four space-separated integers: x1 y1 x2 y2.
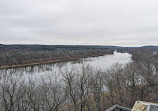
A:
62 68 79 111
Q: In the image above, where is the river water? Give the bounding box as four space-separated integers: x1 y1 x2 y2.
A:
0 51 132 82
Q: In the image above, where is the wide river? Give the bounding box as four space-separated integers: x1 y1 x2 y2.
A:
0 51 132 82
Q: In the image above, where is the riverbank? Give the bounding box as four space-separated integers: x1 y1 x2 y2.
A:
0 53 113 69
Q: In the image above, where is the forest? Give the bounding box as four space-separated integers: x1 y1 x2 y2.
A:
0 47 158 111
0 45 114 68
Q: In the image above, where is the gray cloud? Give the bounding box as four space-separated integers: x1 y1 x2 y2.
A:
1 0 158 46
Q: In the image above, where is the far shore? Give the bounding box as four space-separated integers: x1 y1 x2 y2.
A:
0 53 113 69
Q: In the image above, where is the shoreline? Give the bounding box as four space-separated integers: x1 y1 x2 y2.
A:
0 53 113 69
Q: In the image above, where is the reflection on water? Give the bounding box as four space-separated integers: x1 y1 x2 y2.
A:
0 51 132 81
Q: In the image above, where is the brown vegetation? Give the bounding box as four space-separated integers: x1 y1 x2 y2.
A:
0 49 113 69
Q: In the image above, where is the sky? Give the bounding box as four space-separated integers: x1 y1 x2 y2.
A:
1 0 158 46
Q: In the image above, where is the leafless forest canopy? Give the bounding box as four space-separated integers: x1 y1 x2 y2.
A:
0 46 158 111
0 45 113 67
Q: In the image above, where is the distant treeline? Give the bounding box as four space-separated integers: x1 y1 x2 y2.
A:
1 44 158 52
0 44 116 51
0 45 114 68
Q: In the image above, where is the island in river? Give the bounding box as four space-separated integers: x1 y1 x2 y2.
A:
0 45 114 69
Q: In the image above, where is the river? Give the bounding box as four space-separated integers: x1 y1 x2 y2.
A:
0 51 132 82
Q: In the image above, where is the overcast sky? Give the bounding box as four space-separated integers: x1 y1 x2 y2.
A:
1 0 158 46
